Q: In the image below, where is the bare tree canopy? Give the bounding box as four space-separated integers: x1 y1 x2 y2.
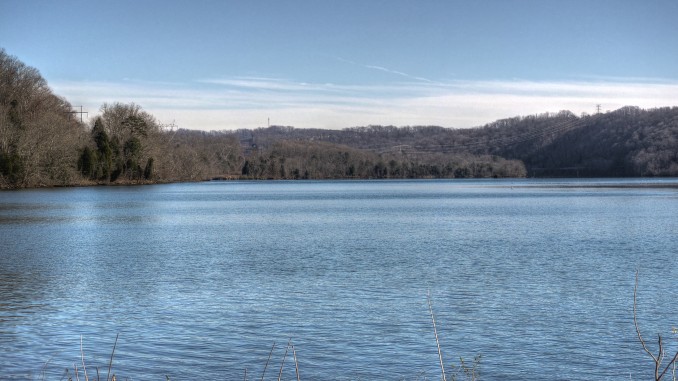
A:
2 49 677 188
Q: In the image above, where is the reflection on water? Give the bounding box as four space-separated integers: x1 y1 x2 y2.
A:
0 179 677 380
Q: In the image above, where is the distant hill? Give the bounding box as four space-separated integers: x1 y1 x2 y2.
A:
2 48 677 188
241 106 678 177
466 107 678 177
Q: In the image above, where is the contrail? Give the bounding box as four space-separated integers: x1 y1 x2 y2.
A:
364 64 435 83
335 56 435 83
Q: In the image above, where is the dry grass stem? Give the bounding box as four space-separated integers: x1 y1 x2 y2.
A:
292 343 300 381
633 270 678 381
261 341 276 381
40 351 63 381
106 333 119 381
277 339 291 381
634 271 658 365
659 351 678 381
80 335 89 381
427 290 447 381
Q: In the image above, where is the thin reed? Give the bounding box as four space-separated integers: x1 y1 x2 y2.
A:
428 290 447 381
44 295 466 381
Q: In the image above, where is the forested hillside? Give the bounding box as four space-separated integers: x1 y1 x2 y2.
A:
0 49 243 188
471 107 678 176
0 50 86 186
1 48 677 189
245 107 678 177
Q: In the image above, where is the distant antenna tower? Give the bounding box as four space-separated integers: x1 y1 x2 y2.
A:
596 104 602 114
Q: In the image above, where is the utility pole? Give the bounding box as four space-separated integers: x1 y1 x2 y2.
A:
596 104 602 114
68 106 88 123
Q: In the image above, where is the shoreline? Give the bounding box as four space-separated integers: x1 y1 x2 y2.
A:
3 176 678 191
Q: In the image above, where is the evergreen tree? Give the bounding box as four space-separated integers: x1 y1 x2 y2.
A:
143 157 154 180
92 117 113 180
77 146 97 178
241 160 251 176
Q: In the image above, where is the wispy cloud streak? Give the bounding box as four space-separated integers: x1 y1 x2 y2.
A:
51 77 678 130
363 64 435 83
335 56 436 83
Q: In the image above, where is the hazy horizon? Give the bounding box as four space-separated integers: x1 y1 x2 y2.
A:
3 0 678 130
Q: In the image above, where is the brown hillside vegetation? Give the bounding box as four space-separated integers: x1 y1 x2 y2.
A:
2 48 677 188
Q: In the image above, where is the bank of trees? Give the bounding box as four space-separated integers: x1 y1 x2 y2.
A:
2 48 677 188
244 107 678 177
77 104 160 182
240 140 526 179
0 49 88 187
480 107 678 176
166 129 242 180
74 108 245 185
0 49 525 188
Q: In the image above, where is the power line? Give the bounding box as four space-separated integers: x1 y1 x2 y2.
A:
67 105 88 123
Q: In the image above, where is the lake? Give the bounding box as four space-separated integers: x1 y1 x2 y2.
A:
1 179 677 380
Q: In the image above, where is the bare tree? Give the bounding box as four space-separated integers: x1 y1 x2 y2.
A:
634 270 678 381
0 48 87 187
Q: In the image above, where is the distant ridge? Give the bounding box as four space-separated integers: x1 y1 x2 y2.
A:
237 106 678 177
2 48 677 188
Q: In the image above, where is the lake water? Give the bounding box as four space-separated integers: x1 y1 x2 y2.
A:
1 179 677 380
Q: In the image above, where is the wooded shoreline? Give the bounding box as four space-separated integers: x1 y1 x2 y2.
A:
3 48 678 190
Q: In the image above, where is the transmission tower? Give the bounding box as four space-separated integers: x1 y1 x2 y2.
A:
68 106 88 123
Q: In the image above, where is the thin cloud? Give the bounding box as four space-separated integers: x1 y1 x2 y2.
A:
335 56 436 83
363 64 435 83
51 77 678 130
199 77 337 93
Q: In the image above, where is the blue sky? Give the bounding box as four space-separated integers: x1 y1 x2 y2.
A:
2 0 678 130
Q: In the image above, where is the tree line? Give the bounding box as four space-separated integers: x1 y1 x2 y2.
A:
245 107 678 177
239 140 526 180
0 49 244 188
475 107 678 176
2 48 677 188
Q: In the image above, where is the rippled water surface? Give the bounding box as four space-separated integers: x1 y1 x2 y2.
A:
1 179 677 380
